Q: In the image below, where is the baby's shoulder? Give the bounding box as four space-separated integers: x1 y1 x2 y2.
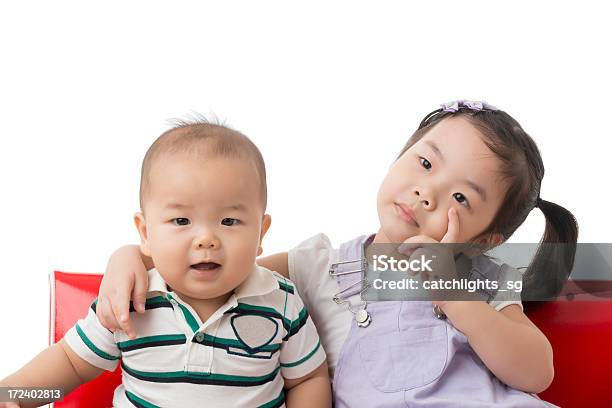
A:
255 266 298 297
253 267 310 316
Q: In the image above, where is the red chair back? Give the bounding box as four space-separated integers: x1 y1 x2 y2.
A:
50 271 612 407
50 271 121 408
528 294 612 407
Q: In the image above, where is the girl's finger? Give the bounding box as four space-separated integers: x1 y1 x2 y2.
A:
132 267 149 314
96 296 118 332
112 294 136 340
441 208 460 244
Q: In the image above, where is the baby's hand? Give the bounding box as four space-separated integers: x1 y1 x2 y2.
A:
97 245 149 339
0 381 19 407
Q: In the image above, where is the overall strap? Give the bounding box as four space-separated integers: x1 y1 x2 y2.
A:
334 235 372 297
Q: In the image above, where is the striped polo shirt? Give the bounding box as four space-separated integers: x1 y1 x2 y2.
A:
64 265 326 408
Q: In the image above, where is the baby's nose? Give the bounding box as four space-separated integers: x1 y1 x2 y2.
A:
195 233 221 249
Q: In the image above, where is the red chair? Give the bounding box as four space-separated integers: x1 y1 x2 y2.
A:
50 271 612 408
527 281 612 407
50 271 121 408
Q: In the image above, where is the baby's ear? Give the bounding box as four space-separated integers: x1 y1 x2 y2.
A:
257 214 272 256
134 212 152 257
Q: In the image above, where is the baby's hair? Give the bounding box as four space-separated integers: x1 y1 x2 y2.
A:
139 115 267 213
399 105 578 304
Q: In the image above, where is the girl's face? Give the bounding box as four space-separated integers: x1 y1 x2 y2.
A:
376 116 508 244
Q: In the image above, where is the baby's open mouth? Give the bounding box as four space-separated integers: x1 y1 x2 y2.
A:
191 262 221 271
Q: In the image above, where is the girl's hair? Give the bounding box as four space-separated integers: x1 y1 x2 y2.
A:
398 105 578 305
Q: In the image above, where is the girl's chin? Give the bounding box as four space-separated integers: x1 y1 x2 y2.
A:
378 226 421 244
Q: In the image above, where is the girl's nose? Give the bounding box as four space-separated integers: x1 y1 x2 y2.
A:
195 233 221 250
414 187 436 210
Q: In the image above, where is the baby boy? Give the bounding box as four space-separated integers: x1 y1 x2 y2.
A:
1 121 330 408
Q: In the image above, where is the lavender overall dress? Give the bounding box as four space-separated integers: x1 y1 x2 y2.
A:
332 235 554 408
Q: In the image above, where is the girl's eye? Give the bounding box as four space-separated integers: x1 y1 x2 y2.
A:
221 218 239 226
453 193 470 207
172 218 191 226
419 157 432 170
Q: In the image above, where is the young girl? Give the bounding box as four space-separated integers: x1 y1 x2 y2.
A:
96 101 578 407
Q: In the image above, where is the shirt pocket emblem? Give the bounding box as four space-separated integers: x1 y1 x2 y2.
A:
230 314 279 355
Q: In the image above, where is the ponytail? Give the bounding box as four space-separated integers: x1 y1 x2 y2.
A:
522 199 579 307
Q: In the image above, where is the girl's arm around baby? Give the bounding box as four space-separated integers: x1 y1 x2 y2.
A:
0 340 103 408
97 245 289 339
441 302 554 394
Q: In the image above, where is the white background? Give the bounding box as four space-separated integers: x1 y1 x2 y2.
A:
1 1 610 377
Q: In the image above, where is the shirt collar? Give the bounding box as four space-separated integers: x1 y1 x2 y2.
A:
146 264 280 300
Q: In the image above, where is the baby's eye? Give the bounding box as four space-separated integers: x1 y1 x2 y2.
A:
221 218 239 226
419 157 432 170
172 218 191 226
453 193 470 207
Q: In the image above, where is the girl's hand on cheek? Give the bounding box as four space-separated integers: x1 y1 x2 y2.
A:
397 208 460 254
398 209 461 309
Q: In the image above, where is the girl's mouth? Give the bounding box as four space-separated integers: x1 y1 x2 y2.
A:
394 203 419 227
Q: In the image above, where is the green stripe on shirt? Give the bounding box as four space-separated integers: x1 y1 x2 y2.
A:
281 340 321 368
284 306 309 340
198 333 280 353
118 334 187 352
122 362 281 387
258 390 286 408
125 390 161 408
277 280 294 294
226 303 292 331
167 294 200 333
75 323 120 361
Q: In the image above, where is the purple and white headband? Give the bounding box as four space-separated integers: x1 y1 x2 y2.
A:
440 100 498 113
